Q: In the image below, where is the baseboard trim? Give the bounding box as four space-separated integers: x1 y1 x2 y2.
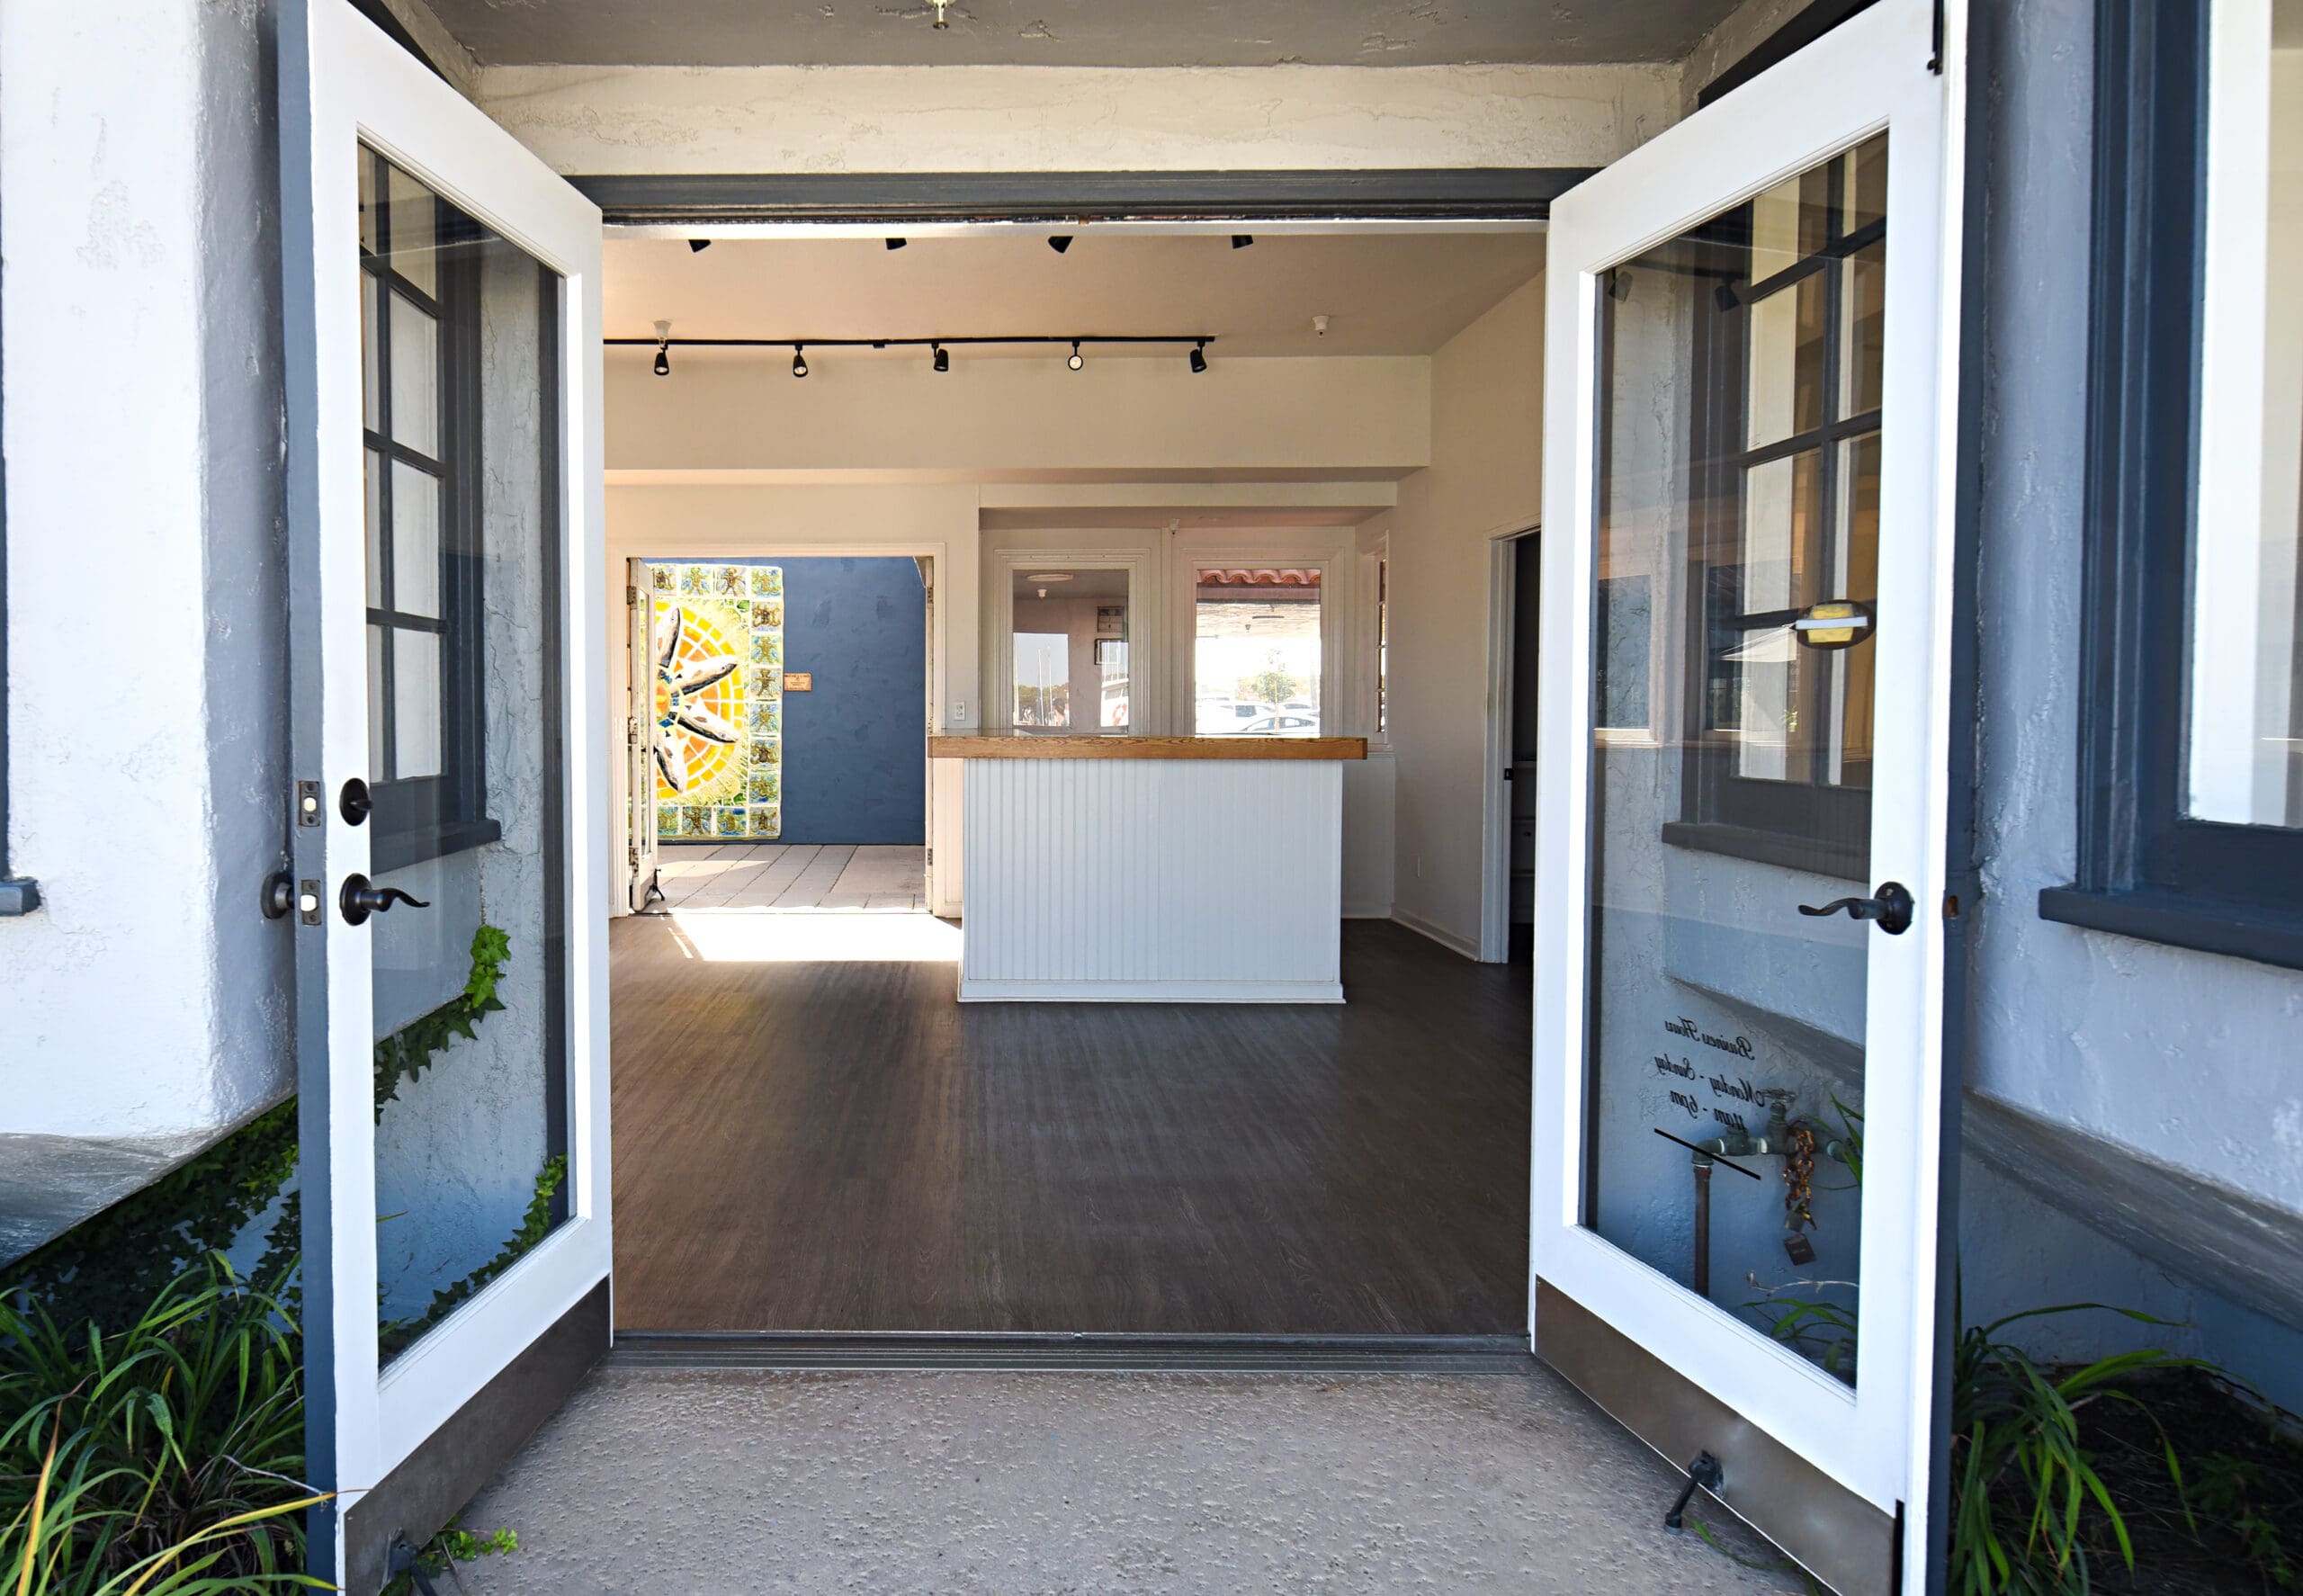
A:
1535 1280 1892 1596
1341 901 1394 919
1390 907 1481 961
958 978 1344 1003
606 1331 1532 1374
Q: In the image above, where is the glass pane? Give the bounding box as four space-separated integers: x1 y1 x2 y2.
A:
1844 241 1886 417
390 461 441 619
363 449 383 608
362 143 569 1368
392 628 441 779
383 162 437 298
367 625 386 776
2186 4 2303 828
1842 132 1889 235
1745 272 1826 450
388 291 439 458
1009 568 1128 731
1193 566 1323 735
1582 133 1890 1389
362 272 381 432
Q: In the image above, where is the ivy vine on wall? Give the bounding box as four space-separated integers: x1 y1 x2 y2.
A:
2 924 559 1342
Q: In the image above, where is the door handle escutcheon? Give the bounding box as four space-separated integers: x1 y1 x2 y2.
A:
1797 880 1913 935
339 874 430 927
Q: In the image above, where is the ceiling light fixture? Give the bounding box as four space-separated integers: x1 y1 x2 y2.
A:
1188 339 1208 374
931 341 949 372
687 238 712 254
1232 234 1254 249
1067 340 1084 372
886 237 909 250
1313 313 1331 336
791 344 810 379
652 319 672 377
930 0 954 27
1047 235 1073 255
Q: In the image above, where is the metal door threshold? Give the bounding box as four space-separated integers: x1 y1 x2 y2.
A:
605 1331 1533 1374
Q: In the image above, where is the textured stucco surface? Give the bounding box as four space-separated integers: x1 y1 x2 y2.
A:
454 1367 1793 1594
472 62 1681 177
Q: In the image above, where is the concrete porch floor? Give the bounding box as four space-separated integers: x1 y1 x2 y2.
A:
454 1365 1798 1594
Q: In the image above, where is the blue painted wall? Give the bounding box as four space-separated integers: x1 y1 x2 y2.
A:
698 557 926 845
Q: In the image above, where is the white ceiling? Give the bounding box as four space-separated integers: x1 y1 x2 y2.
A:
423 0 1747 68
609 230 1546 359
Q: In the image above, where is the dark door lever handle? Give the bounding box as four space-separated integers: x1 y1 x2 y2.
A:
339 874 430 928
1798 880 1913 935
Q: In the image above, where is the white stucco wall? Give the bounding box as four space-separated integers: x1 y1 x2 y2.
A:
0 0 294 1260
474 62 1681 177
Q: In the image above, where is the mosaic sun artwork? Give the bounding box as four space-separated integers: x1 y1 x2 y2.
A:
651 562 783 839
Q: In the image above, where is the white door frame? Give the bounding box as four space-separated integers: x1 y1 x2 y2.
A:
1530 0 1966 1584
280 0 608 1583
1477 519 1541 964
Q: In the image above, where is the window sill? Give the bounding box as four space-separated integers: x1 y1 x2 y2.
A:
373 816 503 875
1659 820 1868 883
2037 885 2303 973
0 875 40 917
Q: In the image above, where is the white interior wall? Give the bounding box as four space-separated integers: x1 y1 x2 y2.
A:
1385 277 1547 955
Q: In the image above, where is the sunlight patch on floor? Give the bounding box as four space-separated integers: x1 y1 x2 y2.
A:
668 908 962 964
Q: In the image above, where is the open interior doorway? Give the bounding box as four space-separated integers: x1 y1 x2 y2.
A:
601 220 1545 1337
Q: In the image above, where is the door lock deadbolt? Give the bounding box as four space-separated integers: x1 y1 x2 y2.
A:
339 777 372 826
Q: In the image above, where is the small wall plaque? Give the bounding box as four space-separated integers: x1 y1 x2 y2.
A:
785 671 813 691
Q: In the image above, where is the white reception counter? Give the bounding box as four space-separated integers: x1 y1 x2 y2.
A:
930 732 1369 1003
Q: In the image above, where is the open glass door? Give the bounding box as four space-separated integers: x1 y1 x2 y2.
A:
1532 1 1962 1591
279 2 607 1588
626 559 660 912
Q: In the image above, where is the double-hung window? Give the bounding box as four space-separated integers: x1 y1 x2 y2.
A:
2043 0 2303 969
359 150 499 870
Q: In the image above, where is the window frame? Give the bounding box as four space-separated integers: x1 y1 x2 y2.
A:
361 150 499 873
1654 157 1886 884
2039 0 2303 971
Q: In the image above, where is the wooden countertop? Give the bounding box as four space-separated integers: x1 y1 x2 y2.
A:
930 731 1368 761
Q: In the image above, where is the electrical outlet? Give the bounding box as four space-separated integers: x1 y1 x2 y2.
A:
954 700 967 722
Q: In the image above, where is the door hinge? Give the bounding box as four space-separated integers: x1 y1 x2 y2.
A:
627 841 640 868
926 847 934 866
626 583 641 606
627 716 642 746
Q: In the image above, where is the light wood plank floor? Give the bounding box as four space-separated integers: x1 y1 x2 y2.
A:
654 843 926 911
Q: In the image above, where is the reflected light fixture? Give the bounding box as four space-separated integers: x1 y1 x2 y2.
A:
1048 235 1073 255
1232 234 1254 249
931 341 949 372
651 318 672 378
1067 339 1084 372
687 238 712 254
791 344 810 379
1188 339 1208 374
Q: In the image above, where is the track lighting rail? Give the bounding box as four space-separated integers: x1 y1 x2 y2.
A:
607 335 1214 350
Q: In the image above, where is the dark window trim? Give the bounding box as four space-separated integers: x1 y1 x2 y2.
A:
569 168 1591 228
2039 0 2303 973
362 154 499 871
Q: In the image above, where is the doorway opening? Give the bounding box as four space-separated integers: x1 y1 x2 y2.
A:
600 220 1546 1339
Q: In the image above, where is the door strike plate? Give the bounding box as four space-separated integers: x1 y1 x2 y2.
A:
296 780 323 827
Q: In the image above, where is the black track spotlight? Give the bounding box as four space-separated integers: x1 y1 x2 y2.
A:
931 342 949 373
792 344 810 379
653 345 670 377
1188 339 1208 374
1232 234 1254 249
1067 339 1084 372
688 238 712 253
1047 235 1073 255
885 237 908 250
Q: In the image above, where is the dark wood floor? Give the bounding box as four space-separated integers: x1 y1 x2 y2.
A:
609 918 1531 1334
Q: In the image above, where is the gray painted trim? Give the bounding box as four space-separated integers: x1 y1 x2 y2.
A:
344 1280 610 1595
0 78 35 918
573 169 1592 227
1961 1093 2303 1332
1536 1281 1896 1596
608 1331 1531 1373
